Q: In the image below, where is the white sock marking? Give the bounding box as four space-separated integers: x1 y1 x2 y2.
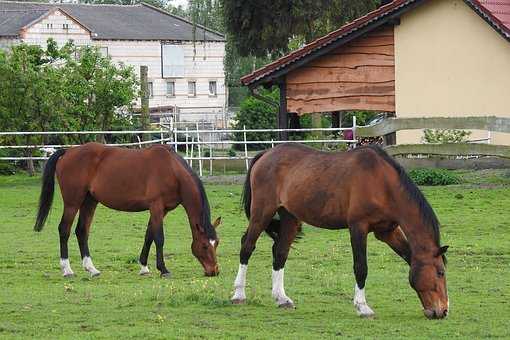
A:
354 284 375 317
231 264 247 301
60 258 74 277
272 268 293 306
82 256 100 276
139 265 150 275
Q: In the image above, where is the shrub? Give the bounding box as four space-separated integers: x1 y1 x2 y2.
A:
408 168 461 186
233 89 278 150
423 129 471 143
228 149 237 157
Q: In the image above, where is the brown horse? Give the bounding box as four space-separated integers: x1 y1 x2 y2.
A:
34 142 220 278
231 143 448 319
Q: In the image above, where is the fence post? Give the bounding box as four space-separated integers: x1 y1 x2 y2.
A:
352 116 357 148
209 144 213 176
190 136 194 168
140 66 150 142
243 125 249 171
185 127 189 158
197 123 202 176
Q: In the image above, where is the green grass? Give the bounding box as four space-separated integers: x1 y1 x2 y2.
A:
0 174 509 339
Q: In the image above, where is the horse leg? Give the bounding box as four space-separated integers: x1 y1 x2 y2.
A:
58 206 79 277
231 209 275 304
271 209 299 308
149 205 170 278
138 221 153 275
349 223 375 317
374 226 411 265
75 193 100 277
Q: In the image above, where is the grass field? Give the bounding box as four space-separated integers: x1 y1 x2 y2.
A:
0 173 509 339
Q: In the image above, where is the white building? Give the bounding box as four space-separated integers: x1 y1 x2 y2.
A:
0 1 227 126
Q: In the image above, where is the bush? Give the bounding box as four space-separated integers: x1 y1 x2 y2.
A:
233 89 278 150
408 168 461 186
228 149 237 157
0 161 16 175
423 129 471 143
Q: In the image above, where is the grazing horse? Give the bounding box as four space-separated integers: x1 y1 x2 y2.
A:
34 143 220 278
231 143 449 319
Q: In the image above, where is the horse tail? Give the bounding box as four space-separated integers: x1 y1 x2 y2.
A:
241 149 298 243
34 149 66 232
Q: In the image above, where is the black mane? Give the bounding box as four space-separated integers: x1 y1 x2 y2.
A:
366 145 441 247
171 148 216 240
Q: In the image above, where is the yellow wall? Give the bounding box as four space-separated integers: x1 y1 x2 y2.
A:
395 0 510 145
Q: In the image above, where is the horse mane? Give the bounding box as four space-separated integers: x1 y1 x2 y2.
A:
365 145 441 247
166 146 216 240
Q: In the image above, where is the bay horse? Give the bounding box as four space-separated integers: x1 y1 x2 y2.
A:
231 143 449 319
34 142 221 278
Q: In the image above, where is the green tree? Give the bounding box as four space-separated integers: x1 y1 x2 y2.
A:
222 0 379 57
62 44 138 142
232 89 278 149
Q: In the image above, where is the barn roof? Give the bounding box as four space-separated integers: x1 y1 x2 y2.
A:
241 0 510 88
0 1 225 41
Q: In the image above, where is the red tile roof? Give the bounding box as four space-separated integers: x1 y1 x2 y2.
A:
241 0 510 87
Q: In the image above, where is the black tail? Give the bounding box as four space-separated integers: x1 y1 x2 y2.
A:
242 149 285 242
34 149 66 232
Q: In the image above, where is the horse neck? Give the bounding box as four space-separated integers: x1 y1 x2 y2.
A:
398 207 439 261
179 173 205 239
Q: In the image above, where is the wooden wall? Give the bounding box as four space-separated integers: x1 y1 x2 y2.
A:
286 26 395 115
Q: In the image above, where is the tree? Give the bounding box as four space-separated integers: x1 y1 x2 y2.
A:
62 44 138 142
0 39 138 174
223 0 380 57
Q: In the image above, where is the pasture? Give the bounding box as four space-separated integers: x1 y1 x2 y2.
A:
0 173 509 339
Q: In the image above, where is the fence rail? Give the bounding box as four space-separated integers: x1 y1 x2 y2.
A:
357 116 510 137
0 122 357 176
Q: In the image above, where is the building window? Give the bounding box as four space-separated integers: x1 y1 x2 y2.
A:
46 23 53 29
161 44 185 78
148 82 154 98
188 81 196 97
99 47 108 57
63 23 69 30
166 81 175 97
208 81 217 96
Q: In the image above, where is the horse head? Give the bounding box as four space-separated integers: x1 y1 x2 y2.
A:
191 217 221 276
409 245 449 319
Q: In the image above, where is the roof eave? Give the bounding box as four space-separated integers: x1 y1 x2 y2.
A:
140 2 225 41
463 0 510 43
241 0 423 88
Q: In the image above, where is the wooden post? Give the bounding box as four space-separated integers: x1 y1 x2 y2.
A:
278 79 288 141
331 111 341 129
312 113 322 138
140 66 150 142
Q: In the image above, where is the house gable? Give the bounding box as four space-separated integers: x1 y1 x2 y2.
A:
21 8 92 46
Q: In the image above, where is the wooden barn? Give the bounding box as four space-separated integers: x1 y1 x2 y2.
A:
241 0 510 144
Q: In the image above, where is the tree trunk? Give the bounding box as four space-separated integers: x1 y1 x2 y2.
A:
140 65 150 143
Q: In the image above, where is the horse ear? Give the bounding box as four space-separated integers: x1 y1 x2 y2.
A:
437 245 449 256
213 217 221 229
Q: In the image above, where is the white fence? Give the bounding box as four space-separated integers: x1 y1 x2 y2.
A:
0 119 357 176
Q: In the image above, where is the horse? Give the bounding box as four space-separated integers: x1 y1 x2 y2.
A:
34 142 221 278
231 143 449 319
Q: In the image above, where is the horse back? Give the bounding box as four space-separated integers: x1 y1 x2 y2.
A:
56 143 182 211
250 144 400 228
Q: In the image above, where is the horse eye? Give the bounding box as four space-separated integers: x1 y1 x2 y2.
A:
437 270 445 278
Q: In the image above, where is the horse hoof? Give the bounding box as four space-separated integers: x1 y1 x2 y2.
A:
355 303 375 318
160 272 172 279
231 298 246 305
278 301 296 309
139 271 150 276
90 271 101 277
63 272 74 278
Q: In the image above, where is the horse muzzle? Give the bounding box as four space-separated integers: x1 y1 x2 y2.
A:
204 265 219 277
424 308 448 319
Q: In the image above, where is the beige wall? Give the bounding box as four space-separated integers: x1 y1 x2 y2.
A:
395 0 510 145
